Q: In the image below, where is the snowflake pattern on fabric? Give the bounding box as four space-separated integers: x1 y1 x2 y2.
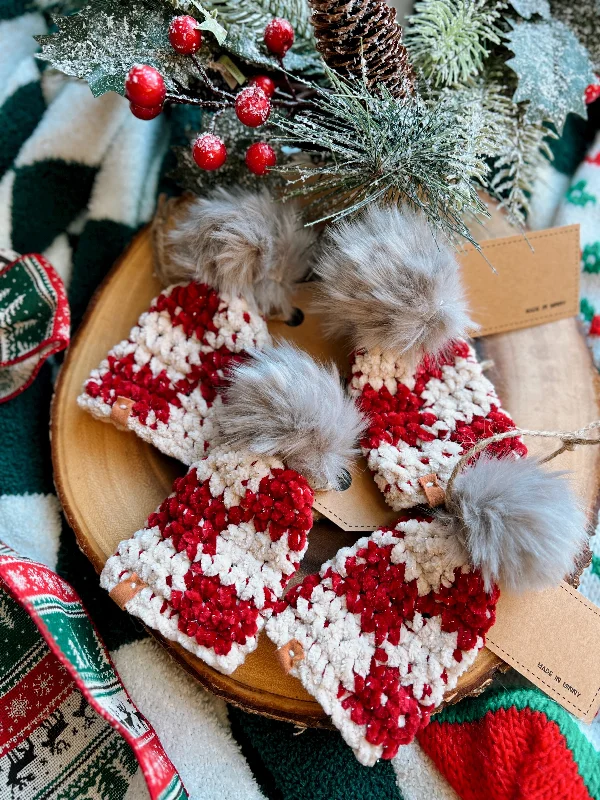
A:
556 131 600 368
0 546 186 800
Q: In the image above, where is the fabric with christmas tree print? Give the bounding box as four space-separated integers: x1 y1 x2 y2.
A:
0 250 69 403
100 448 314 675
350 339 527 510
266 516 498 767
0 583 141 800
0 543 187 800
78 281 270 465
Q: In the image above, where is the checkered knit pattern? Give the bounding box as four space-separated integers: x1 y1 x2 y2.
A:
100 447 314 674
78 282 270 465
554 132 600 368
267 516 498 767
350 340 527 510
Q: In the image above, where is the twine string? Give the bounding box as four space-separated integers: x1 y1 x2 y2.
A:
445 420 600 498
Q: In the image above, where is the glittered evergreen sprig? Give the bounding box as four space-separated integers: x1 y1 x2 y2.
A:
270 69 491 244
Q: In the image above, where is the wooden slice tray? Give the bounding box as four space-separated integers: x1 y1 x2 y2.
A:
52 225 600 726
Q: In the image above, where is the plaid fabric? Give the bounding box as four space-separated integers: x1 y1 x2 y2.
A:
1 4 599 799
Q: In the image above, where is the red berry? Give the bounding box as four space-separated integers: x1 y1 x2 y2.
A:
235 86 271 128
169 15 202 54
264 18 294 57
249 74 276 98
590 315 600 336
245 142 277 175
192 133 227 171
585 82 600 104
129 101 163 120
125 64 166 108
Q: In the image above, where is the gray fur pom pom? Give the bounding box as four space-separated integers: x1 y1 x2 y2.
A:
313 205 474 366
445 457 587 592
218 343 366 490
156 188 315 319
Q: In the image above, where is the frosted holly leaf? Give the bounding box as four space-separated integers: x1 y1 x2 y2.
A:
190 1 227 45
509 0 550 18
224 24 324 77
35 0 214 97
506 19 595 131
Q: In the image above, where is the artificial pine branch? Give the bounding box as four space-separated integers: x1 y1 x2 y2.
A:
436 72 552 225
206 0 313 43
308 0 414 97
170 0 317 56
270 68 490 243
405 0 505 87
489 105 554 226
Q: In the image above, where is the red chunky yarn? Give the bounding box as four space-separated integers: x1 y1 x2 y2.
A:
80 280 270 464
350 339 527 510
144 465 314 656
419 705 592 800
102 449 315 673
274 524 498 762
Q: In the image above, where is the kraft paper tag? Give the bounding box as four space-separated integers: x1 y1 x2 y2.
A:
312 459 399 531
487 582 600 721
460 225 580 337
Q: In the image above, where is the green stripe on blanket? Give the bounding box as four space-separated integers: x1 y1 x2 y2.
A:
228 708 403 800
0 80 45 178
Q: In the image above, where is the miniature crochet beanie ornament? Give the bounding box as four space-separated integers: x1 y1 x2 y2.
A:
78 188 314 464
313 205 529 510
100 343 366 674
267 455 586 766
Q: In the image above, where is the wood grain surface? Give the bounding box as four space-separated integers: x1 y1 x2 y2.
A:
52 220 600 726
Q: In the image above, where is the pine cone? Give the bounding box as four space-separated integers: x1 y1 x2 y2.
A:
308 0 413 97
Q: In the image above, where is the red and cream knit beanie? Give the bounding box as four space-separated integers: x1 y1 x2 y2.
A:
267 516 499 765
313 204 527 509
78 189 314 464
262 205 587 764
99 341 586 759
100 344 366 674
267 453 587 765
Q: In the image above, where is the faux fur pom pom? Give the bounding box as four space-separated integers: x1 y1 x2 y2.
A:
445 457 587 593
156 188 315 319
218 343 366 490
314 206 474 366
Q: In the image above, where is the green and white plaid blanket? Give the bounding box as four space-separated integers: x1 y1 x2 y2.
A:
1 4 600 799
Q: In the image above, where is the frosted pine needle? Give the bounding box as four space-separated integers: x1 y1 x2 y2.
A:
271 69 490 245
